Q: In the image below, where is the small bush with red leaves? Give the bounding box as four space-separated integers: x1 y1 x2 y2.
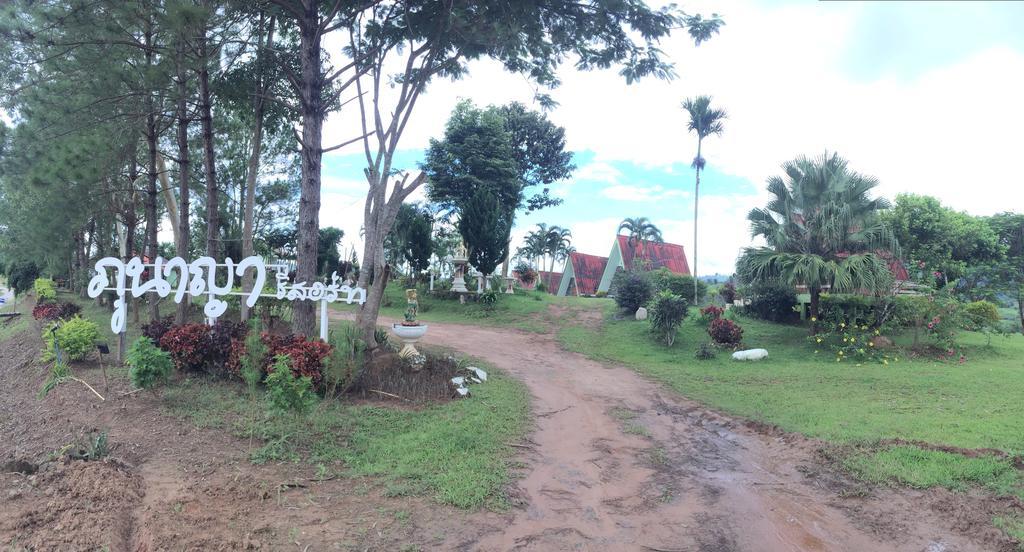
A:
262 334 332 390
708 318 744 347
207 320 248 377
142 315 175 344
224 332 333 389
32 301 81 322
159 323 212 372
699 305 724 326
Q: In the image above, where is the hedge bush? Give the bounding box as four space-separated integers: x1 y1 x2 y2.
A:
648 268 707 302
33 278 57 302
963 300 1001 331
613 272 653 314
742 281 798 323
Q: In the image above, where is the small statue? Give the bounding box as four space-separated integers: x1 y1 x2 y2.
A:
403 288 419 326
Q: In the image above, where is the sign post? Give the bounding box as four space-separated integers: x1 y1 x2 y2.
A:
87 256 366 348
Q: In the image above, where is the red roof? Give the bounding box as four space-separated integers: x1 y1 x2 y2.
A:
617 235 690 275
567 252 608 296
540 271 562 294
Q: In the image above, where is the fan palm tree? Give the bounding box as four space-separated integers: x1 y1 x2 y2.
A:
737 152 899 321
617 217 664 268
682 95 727 303
544 226 572 290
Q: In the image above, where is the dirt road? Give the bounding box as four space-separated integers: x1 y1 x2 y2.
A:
393 315 1004 551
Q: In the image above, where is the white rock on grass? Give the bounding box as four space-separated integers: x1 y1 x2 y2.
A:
451 376 465 386
635 307 648 321
455 387 470 397
471 367 488 381
732 349 768 361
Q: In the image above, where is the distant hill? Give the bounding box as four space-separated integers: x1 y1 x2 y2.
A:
698 273 732 284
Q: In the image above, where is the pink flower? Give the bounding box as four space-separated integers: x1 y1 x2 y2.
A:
933 271 942 278
918 261 926 269
927 323 934 329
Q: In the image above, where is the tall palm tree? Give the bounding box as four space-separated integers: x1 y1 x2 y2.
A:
682 95 727 303
617 217 663 268
737 152 899 321
544 226 572 290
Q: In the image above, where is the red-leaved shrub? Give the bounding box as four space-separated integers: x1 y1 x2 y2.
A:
142 315 175 344
159 323 212 372
224 332 332 389
699 305 724 325
207 320 247 377
708 318 743 346
32 301 81 322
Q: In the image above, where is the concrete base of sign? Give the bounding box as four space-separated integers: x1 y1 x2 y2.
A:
452 276 468 293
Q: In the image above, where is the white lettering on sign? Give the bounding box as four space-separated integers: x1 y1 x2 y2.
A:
87 256 365 334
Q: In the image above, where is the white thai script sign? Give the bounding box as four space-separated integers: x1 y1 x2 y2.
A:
87 255 365 335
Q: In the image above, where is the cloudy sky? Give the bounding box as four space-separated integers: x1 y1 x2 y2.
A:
319 0 1024 277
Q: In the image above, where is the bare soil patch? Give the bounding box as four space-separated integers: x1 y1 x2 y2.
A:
0 324 498 550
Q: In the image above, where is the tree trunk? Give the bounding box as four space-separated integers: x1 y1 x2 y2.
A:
809 286 820 327
156 155 180 246
693 138 702 305
548 255 556 291
197 30 219 260
142 18 160 321
174 47 191 324
292 6 324 337
241 14 274 322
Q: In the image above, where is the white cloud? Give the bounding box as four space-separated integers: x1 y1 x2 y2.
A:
599 184 689 202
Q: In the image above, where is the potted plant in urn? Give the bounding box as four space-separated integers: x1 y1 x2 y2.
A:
392 289 428 359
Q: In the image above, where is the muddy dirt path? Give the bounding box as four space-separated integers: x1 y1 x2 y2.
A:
353 311 1004 551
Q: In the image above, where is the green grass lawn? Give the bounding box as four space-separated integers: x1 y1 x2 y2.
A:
331 282 601 331
161 358 529 509
560 305 1024 500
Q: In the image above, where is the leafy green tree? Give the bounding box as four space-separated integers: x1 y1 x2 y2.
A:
882 194 1002 287
737 152 898 321
425 101 522 213
617 216 664 265
316 227 344 277
457 189 514 278
681 95 726 303
987 213 1024 333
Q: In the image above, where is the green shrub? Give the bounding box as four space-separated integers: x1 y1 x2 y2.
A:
742 281 798 323
648 268 707 302
43 316 100 362
811 320 895 365
595 290 608 298
326 324 365 397
33 278 57 302
479 289 500 310
963 300 1000 331
265 355 318 415
819 293 883 328
695 342 717 360
125 337 173 391
613 272 653 314
536 280 547 293
648 291 689 346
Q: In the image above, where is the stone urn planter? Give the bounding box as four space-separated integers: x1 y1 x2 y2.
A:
392 323 428 359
